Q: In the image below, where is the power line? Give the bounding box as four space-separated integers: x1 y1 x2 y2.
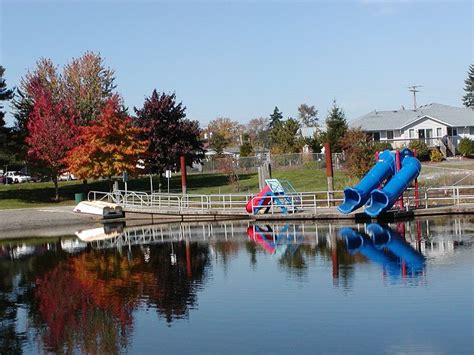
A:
408 85 423 110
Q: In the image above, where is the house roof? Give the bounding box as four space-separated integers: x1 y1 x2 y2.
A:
350 103 473 131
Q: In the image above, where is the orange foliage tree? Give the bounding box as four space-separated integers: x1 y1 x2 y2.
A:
66 96 148 181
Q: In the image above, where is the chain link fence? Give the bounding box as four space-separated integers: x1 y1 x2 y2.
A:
188 153 345 175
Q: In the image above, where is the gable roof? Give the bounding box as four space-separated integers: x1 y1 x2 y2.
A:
350 103 473 131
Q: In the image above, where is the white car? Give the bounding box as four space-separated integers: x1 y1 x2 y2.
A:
5 171 31 183
58 172 77 181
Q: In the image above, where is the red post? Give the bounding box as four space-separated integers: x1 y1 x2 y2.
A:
180 155 187 194
416 220 422 253
413 149 419 208
186 239 192 278
324 143 334 204
395 150 404 209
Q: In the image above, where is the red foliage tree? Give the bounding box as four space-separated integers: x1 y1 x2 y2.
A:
66 96 148 182
133 90 205 177
26 90 78 200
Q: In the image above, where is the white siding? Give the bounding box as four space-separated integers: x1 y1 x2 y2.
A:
400 117 447 139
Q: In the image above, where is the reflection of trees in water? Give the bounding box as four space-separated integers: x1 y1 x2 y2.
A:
144 242 211 323
213 241 240 273
244 227 363 286
245 241 257 268
0 244 67 354
30 241 211 352
0 259 26 355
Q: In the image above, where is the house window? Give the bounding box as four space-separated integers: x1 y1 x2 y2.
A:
437 128 442 137
470 127 474 135
387 130 394 140
373 132 380 141
409 129 414 138
447 127 458 136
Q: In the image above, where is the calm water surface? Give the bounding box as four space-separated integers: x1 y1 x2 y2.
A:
1 216 473 354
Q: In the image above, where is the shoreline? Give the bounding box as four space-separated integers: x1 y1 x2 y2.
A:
0 206 102 239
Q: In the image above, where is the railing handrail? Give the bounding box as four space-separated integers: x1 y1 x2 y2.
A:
87 185 474 214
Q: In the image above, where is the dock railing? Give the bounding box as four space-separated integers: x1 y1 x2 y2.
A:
87 185 474 215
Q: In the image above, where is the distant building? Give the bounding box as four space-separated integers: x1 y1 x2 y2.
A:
350 103 474 156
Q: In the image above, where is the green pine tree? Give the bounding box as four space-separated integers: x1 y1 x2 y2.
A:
462 64 474 108
323 100 348 153
0 66 15 167
0 66 14 127
269 106 283 129
270 118 302 153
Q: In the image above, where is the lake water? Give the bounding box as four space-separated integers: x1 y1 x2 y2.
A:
1 216 473 354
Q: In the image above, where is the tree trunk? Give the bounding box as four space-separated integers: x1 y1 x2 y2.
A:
158 172 163 192
53 178 59 202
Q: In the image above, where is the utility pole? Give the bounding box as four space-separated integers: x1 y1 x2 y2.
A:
408 85 423 110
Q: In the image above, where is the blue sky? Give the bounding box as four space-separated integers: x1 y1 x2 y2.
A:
1 0 472 127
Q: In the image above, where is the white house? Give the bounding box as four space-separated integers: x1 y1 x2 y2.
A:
350 103 474 156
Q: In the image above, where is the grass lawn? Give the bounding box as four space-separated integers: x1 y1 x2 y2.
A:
0 167 351 209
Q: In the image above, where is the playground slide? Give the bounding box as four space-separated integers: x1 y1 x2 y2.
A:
365 149 421 217
366 224 425 272
338 150 396 214
246 185 272 213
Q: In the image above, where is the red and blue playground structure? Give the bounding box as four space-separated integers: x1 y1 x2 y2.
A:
245 148 421 218
245 179 299 215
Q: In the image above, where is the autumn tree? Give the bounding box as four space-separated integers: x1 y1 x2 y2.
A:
12 58 62 160
321 100 348 153
207 117 243 147
13 53 118 134
63 51 117 125
134 90 204 176
0 66 15 167
339 128 374 179
297 103 318 127
67 97 147 183
26 90 78 201
245 117 270 149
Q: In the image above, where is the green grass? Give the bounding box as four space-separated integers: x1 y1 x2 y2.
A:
0 167 352 209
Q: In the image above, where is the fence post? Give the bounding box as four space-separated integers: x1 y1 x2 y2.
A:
324 143 335 205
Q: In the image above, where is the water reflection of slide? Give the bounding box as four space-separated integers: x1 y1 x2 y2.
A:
247 224 303 258
339 224 425 277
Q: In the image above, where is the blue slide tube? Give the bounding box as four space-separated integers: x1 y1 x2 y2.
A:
366 224 425 273
338 150 395 214
365 149 421 217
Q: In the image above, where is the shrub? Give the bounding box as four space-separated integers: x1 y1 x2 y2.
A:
373 141 393 152
339 128 375 178
458 137 474 157
408 140 429 161
430 149 444 162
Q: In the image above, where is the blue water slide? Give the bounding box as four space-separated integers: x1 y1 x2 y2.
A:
338 150 396 214
365 149 421 217
366 224 425 273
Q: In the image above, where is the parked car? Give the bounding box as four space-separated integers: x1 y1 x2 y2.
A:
58 172 77 181
30 174 49 183
4 171 32 183
0 175 13 184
